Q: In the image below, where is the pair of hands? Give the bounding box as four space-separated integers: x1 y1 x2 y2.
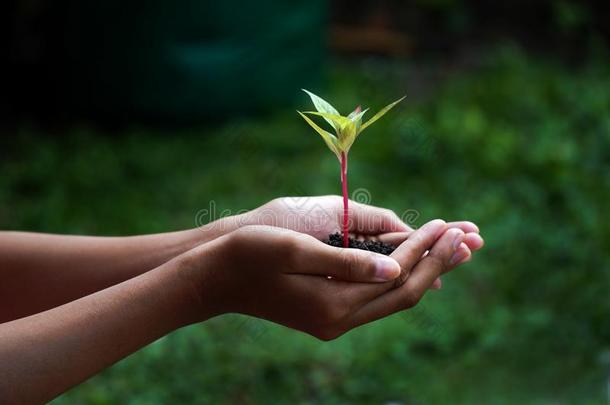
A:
0 196 482 404
186 196 483 340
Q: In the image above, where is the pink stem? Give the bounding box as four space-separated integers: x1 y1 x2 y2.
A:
340 151 349 248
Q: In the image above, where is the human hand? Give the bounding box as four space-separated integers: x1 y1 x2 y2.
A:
205 195 479 243
185 219 477 340
238 196 484 289
242 195 410 240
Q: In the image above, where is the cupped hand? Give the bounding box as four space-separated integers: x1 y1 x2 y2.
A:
202 195 483 290
243 195 410 240
239 196 484 288
187 220 479 340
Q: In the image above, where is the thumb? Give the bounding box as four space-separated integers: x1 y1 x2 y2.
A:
349 201 411 235
298 243 402 282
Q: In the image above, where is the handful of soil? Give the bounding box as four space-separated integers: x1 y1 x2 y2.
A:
325 233 396 255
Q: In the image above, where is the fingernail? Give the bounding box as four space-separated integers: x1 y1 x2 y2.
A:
373 257 400 281
449 250 468 266
471 233 485 249
452 231 464 251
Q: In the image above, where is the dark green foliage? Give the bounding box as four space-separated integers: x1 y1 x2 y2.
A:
2 46 608 403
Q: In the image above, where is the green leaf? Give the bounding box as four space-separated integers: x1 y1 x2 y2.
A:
297 111 341 159
302 111 363 152
347 108 369 122
347 107 360 120
338 120 358 152
360 96 406 132
302 89 340 131
349 108 369 133
302 111 353 132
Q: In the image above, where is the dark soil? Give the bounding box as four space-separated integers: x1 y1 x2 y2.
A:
325 233 396 255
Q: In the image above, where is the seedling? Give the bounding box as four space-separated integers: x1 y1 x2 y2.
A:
298 89 405 248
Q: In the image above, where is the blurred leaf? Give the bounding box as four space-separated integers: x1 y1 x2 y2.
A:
303 111 359 153
360 96 406 133
349 108 369 133
297 111 341 159
302 89 341 131
302 111 353 132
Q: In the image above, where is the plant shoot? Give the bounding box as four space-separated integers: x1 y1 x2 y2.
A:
298 90 405 247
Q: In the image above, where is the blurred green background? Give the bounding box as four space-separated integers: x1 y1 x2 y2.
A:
2 0 610 403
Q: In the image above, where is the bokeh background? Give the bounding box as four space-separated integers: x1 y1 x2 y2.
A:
3 1 610 403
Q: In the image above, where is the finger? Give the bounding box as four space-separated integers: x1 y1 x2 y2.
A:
376 231 411 246
447 221 479 233
375 223 479 248
338 242 470 308
348 201 411 235
401 228 464 300
345 232 473 303
314 222 474 301
428 237 474 289
463 233 484 251
347 228 464 328
378 229 478 291
287 237 402 283
390 219 447 286
450 242 472 266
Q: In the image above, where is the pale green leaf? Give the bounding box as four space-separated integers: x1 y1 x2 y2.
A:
347 107 360 120
297 111 341 158
338 120 358 152
349 108 369 133
348 107 368 122
302 111 352 132
360 96 406 132
302 89 340 131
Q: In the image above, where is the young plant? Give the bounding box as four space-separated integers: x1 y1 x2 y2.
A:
298 89 405 248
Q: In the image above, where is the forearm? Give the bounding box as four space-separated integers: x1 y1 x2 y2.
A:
0 250 215 404
0 215 242 321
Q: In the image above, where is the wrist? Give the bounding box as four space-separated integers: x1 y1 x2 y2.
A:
193 213 250 244
174 235 234 323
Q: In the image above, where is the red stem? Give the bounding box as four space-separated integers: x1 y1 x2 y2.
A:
340 152 349 248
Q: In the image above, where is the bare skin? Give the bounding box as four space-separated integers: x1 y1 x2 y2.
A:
0 196 483 322
0 197 484 403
